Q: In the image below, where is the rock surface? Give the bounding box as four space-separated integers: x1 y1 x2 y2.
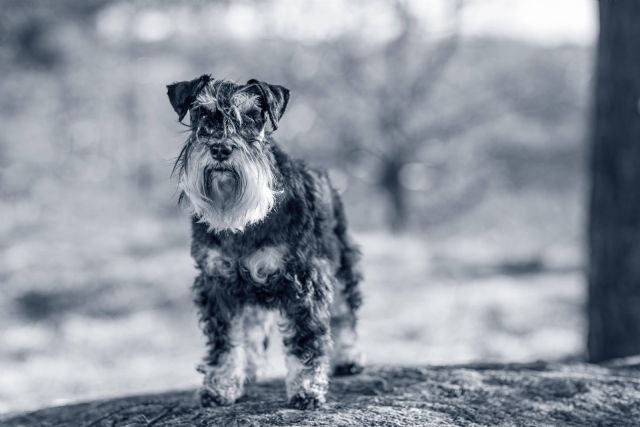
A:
3 362 640 426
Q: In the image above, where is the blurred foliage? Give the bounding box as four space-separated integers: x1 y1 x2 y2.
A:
0 0 590 232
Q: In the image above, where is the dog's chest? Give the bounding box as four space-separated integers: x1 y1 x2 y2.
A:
204 245 287 285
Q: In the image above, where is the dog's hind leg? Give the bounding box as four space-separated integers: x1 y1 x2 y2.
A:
330 189 365 376
330 282 365 376
242 306 274 383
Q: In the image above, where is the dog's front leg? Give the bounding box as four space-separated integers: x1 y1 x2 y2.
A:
192 274 247 406
279 271 332 410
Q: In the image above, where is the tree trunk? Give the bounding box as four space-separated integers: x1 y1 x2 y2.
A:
588 0 640 362
379 158 409 232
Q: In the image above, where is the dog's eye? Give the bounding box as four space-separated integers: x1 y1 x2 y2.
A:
196 111 225 138
246 109 264 125
198 127 224 139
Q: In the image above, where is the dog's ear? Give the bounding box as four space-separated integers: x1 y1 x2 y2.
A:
245 79 290 130
167 74 211 123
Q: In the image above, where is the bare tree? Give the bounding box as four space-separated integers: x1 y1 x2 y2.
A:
319 0 498 231
588 0 640 362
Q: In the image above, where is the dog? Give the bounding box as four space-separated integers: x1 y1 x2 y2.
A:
166 75 364 409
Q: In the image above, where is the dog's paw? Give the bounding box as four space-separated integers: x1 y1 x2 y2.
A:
289 393 325 410
333 361 364 376
197 364 245 407
198 386 237 407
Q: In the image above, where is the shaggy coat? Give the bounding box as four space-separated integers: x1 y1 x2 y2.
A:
167 76 363 410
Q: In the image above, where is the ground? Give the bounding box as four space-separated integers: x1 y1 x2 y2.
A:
3 361 640 426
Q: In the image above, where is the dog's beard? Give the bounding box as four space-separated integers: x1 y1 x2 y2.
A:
178 143 277 232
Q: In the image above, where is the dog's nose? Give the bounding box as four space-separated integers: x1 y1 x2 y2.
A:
209 143 234 161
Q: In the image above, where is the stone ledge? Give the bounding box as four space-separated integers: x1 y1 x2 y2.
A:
3 362 640 426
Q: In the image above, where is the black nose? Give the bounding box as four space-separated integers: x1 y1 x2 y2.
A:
209 143 234 161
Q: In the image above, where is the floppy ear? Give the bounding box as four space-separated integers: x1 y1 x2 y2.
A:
166 74 211 123
245 79 290 130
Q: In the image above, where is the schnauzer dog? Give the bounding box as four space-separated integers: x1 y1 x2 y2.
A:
166 75 364 409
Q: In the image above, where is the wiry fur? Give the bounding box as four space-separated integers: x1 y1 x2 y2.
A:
177 139 277 232
195 84 260 125
167 76 364 410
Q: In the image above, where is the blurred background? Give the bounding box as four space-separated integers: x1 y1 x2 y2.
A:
0 0 596 413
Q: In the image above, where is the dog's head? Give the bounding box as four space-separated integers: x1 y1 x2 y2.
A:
167 76 290 232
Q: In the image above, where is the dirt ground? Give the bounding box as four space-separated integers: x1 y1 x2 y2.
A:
7 362 639 427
